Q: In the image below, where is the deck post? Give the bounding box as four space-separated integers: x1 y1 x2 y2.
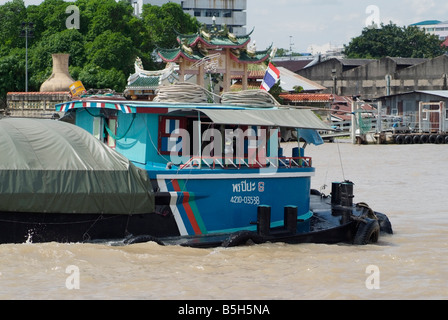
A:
257 205 271 237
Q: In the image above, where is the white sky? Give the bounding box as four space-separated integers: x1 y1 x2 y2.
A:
3 0 448 53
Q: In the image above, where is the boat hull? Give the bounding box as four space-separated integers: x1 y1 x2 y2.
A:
0 192 393 247
151 167 315 237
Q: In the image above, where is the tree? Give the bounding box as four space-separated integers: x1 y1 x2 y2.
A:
344 22 445 59
0 0 27 49
0 0 200 100
142 2 200 49
85 30 134 73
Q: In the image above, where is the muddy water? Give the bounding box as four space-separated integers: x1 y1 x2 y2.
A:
0 143 447 300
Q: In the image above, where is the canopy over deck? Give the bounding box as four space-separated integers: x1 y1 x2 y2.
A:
56 100 331 130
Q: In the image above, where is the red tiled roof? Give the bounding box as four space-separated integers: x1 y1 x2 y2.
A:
7 92 70 95
231 70 266 80
443 38 448 48
280 93 335 103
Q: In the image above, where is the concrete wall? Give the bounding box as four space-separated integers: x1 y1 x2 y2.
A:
298 55 448 100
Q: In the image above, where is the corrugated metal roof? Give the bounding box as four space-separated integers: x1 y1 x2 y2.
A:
387 57 428 66
277 67 326 92
416 90 448 99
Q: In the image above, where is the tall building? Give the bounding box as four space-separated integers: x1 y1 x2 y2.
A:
129 0 247 35
411 20 448 41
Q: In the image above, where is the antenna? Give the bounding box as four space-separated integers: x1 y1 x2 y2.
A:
289 36 295 60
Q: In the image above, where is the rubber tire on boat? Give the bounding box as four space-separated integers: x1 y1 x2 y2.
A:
124 235 165 246
375 212 394 235
353 218 380 245
222 231 263 248
395 135 405 144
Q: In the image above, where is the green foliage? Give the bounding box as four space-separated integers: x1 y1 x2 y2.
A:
142 2 200 49
0 0 199 100
0 48 26 96
344 22 445 59
0 0 27 48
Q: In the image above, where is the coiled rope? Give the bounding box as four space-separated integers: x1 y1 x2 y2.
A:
154 82 217 103
154 82 279 107
221 89 280 107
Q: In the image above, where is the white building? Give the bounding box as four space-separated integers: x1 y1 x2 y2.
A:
129 0 247 35
411 20 448 41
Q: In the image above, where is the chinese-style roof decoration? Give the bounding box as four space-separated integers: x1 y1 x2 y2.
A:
156 22 274 93
126 58 177 91
157 24 272 65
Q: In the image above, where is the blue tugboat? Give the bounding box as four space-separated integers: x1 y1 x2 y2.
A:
0 88 392 247
42 86 391 248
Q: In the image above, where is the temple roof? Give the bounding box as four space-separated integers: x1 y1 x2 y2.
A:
157 25 272 65
157 45 273 64
126 75 161 90
175 27 254 49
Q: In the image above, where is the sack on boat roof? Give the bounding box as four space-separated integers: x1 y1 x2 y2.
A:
0 118 154 214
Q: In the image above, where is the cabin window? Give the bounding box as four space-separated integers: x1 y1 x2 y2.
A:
159 116 187 156
93 117 104 141
107 117 117 149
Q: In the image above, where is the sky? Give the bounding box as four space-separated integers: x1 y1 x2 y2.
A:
3 0 448 54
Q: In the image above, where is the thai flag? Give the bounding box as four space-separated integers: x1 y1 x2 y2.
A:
260 63 280 91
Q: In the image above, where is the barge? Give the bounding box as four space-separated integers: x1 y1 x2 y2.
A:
0 89 392 247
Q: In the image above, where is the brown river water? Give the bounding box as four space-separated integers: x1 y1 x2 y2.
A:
0 142 447 300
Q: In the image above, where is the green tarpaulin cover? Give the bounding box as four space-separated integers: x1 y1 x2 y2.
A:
0 118 154 214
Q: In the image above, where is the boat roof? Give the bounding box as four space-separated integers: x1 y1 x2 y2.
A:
56 99 332 131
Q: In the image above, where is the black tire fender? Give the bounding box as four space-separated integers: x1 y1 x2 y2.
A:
420 135 429 144
395 135 404 144
353 218 380 245
413 135 421 144
404 135 413 144
429 135 437 144
222 231 263 248
124 235 165 246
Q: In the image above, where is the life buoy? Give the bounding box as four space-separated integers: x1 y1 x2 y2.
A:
222 231 263 248
353 218 380 245
124 235 164 246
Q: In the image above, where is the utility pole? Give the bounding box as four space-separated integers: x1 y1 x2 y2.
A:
289 36 294 60
20 22 34 93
